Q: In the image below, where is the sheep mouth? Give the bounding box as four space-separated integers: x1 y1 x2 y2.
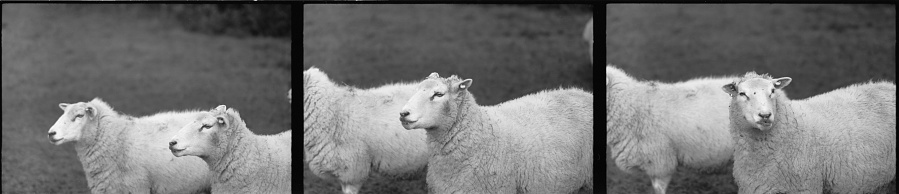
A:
48 137 62 144
756 119 773 127
170 147 186 156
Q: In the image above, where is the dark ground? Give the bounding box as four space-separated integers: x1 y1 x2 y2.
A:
304 4 593 194
2 4 291 193
606 4 896 194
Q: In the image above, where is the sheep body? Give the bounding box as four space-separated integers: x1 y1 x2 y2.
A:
47 98 211 194
169 106 291 193
725 73 896 194
605 65 737 194
400 73 593 194
303 67 429 194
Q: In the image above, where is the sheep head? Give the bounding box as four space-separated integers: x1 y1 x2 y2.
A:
723 72 791 131
48 101 99 145
169 106 232 158
400 72 472 131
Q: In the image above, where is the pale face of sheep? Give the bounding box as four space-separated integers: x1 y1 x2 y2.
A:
723 77 792 130
169 106 228 158
399 73 472 130
48 102 96 145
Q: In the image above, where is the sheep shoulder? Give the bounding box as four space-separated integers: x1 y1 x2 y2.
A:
213 128 291 193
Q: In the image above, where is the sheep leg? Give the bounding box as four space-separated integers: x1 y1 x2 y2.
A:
341 183 361 194
651 175 671 194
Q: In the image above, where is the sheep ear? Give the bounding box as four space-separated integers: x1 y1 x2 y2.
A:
773 77 792 89
428 72 439 79
723 83 738 97
215 105 227 112
456 79 473 90
85 106 96 117
59 103 69 111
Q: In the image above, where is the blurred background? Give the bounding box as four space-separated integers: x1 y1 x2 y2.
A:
304 4 592 194
606 4 895 194
2 4 291 193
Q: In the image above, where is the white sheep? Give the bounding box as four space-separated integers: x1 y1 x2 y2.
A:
584 17 593 64
723 72 896 194
168 105 292 193
303 67 430 194
399 72 593 194
605 65 736 194
47 98 212 194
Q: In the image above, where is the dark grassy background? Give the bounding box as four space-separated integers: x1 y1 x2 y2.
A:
2 4 291 193
606 4 896 194
304 4 593 194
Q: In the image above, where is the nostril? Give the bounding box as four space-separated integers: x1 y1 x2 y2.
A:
49 131 56 137
759 113 771 119
400 111 409 117
169 141 176 146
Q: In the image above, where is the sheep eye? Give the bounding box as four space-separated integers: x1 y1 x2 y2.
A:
433 92 444 98
200 124 212 131
738 92 746 96
71 114 84 121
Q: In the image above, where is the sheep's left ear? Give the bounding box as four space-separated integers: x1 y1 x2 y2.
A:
216 117 226 125
456 79 473 90
85 106 96 117
722 83 738 97
773 77 792 89
428 72 440 79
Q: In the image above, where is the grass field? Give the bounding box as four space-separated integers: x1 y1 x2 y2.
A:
303 4 593 194
1 4 291 193
606 4 895 194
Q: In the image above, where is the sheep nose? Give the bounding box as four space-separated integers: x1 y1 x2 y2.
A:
169 141 177 147
759 113 771 119
400 111 410 118
48 131 56 137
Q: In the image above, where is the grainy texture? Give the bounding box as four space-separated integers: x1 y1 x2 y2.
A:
304 4 592 194
1 4 290 193
606 4 895 194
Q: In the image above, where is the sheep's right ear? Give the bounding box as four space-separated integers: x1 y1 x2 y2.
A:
723 83 738 97
428 72 439 79
773 77 792 89
59 103 69 111
215 105 227 112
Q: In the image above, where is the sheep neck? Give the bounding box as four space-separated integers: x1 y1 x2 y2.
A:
428 90 493 156
302 76 350 151
206 119 252 185
605 80 650 148
74 112 132 192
